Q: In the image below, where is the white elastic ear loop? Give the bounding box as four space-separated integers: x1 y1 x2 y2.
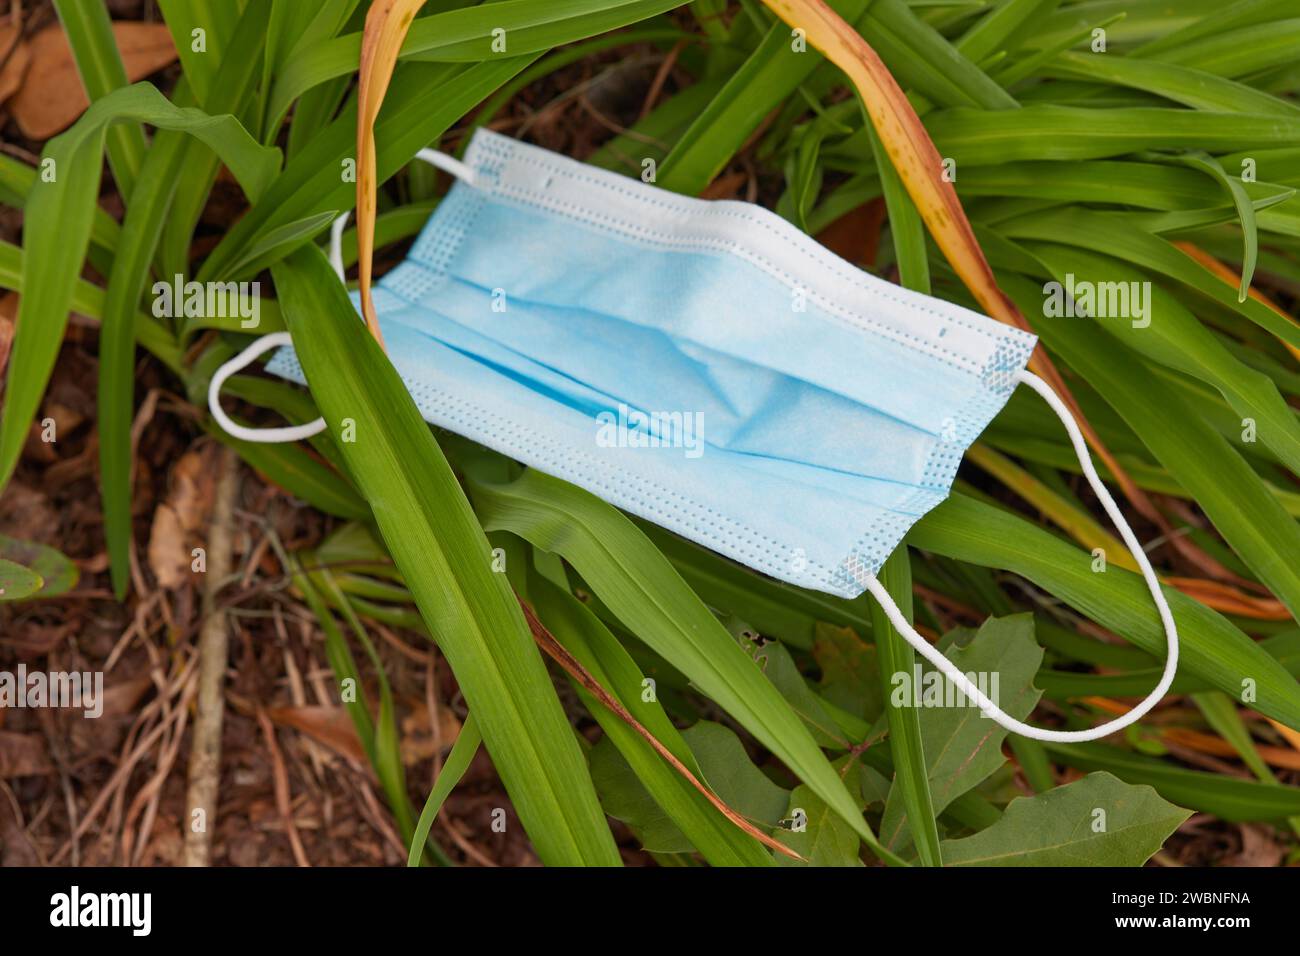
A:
862 368 1179 743
326 148 477 275
207 332 328 442
208 147 476 444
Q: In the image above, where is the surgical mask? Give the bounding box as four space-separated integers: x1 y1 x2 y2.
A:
209 129 1177 742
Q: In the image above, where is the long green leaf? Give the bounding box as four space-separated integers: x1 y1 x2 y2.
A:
267 0 687 135
0 84 280 497
910 494 1300 731
408 714 481 868
456 454 904 865
1044 742 1300 821
530 572 777 866
870 547 941 866
99 5 273 598
272 245 620 866
53 0 147 200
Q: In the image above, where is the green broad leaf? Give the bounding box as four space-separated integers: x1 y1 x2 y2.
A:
260 0 324 139
1046 50 1300 117
863 0 1018 110
208 428 369 521
0 239 181 375
153 0 255 282
1151 151 1260 297
996 207 1300 349
0 535 79 601
0 559 43 603
1004 274 1300 621
775 785 864 867
1146 18 1300 79
878 615 1044 856
813 623 884 720
637 519 872 651
681 721 792 828
922 105 1300 166
955 158 1293 212
157 0 243 104
866 115 931 289
940 772 1190 866
0 83 281 499
271 244 619 866
721 617 849 750
218 210 341 298
954 0 1060 64
590 736 696 854
0 154 121 267
199 58 530 282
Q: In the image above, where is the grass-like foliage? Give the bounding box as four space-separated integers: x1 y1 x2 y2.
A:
2 0 1299 866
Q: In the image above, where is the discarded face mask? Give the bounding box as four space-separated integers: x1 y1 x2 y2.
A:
209 129 1177 743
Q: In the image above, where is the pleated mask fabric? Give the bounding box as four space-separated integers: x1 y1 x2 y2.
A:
264 129 1037 598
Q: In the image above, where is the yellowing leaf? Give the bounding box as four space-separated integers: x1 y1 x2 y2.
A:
356 0 428 349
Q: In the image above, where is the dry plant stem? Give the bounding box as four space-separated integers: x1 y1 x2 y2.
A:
1270 718 1300 753
356 0 427 351
182 444 240 867
256 707 311 867
1167 576 1289 620
1161 727 1300 771
53 655 197 864
760 0 1153 521
518 598 803 861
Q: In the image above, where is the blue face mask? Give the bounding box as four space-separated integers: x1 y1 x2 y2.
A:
210 129 1177 742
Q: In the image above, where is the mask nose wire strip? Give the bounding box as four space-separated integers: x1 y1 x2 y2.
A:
207 148 475 443
862 368 1179 743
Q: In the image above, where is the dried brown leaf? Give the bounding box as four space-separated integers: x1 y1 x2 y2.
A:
10 21 176 140
0 24 29 105
266 705 368 767
147 445 218 590
0 730 53 778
